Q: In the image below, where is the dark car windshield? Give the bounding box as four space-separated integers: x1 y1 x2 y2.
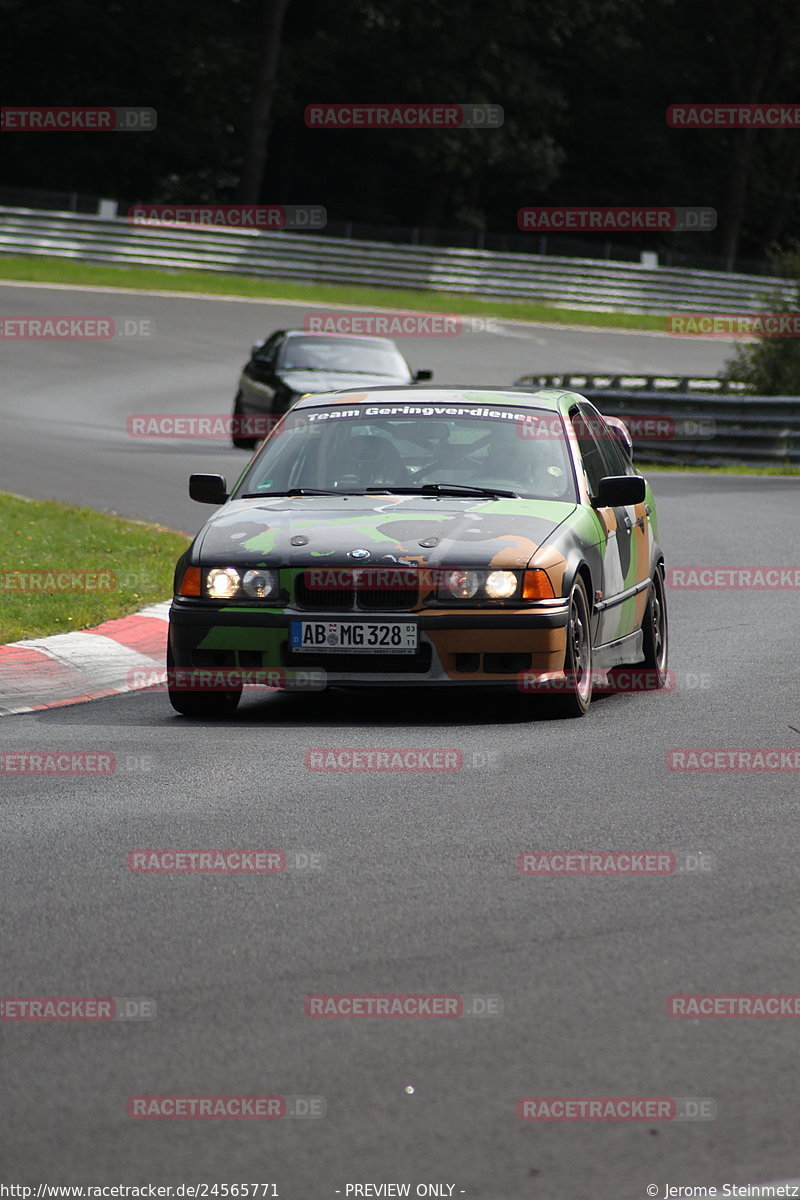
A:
278 336 411 377
236 401 577 502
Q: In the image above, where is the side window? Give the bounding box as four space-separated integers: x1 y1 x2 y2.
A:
570 407 608 496
580 405 632 478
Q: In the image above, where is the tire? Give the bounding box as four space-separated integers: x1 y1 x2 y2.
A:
639 564 669 686
552 575 593 717
231 392 258 451
166 644 242 719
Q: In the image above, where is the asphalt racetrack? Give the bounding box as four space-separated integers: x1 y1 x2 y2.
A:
1 283 799 1198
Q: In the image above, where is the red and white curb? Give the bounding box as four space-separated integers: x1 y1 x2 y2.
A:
0 601 169 716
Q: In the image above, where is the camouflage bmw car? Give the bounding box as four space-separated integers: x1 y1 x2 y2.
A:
167 386 668 718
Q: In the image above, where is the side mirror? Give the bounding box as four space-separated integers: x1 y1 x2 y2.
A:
414 369 433 382
190 474 228 504
602 415 634 458
248 358 273 381
593 475 646 508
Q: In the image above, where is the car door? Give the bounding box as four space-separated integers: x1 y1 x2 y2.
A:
570 404 640 647
587 403 655 637
585 403 652 572
241 331 283 412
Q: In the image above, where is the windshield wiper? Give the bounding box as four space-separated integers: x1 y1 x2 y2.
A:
285 368 395 376
239 488 355 498
239 483 518 500
371 483 518 499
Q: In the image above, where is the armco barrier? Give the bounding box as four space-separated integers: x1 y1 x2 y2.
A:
514 374 800 466
0 206 794 314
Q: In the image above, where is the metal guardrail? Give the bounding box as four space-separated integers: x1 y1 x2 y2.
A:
515 374 800 466
516 374 749 394
0 206 795 314
0 185 779 273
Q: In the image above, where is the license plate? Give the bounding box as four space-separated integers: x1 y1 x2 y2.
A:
289 620 418 654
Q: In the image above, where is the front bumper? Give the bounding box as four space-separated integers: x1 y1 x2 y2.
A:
169 599 569 687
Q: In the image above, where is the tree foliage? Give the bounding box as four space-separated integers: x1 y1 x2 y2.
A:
721 244 800 392
2 0 800 267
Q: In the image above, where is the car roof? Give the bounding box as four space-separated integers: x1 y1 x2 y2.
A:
291 384 583 413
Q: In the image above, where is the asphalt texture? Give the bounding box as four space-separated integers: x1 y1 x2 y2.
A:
1 283 799 1197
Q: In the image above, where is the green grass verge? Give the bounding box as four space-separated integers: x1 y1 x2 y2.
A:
0 492 189 643
0 254 668 332
638 462 800 474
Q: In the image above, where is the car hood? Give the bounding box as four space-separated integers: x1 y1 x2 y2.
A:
277 370 407 393
194 494 576 570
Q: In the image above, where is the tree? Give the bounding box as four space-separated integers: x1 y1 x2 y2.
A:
237 0 291 202
707 0 800 269
720 244 800 393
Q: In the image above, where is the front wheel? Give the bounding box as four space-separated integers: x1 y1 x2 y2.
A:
166 644 242 718
552 576 593 717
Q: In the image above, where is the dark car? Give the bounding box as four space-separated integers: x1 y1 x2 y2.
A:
168 385 668 719
231 329 432 449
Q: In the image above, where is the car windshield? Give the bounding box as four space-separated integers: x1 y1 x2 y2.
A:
278 336 410 376
236 401 577 502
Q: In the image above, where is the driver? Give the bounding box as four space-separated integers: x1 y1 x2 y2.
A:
480 425 567 496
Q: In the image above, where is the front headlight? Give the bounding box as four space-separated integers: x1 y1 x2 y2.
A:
242 568 279 598
437 569 522 603
202 567 279 601
206 567 240 599
443 569 481 600
485 570 518 599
